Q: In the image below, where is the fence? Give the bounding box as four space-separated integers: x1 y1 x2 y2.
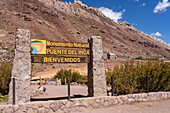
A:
106 61 170 96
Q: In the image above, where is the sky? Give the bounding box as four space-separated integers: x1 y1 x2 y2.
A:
63 0 170 45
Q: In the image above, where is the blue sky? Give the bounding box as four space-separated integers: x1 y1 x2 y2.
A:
63 0 170 45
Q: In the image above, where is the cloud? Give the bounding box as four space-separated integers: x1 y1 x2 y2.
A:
131 23 138 26
141 3 146 7
151 32 163 37
135 0 140 2
99 7 125 21
153 0 170 13
130 0 139 2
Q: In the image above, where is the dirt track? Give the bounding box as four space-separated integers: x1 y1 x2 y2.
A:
71 99 170 113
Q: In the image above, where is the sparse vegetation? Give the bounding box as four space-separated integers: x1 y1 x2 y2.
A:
53 69 87 85
0 61 13 95
0 94 8 102
135 56 158 61
106 61 170 95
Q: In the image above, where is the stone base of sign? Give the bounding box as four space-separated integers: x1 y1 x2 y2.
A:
88 36 107 97
8 29 31 104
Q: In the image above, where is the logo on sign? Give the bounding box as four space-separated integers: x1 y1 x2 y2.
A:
31 39 46 54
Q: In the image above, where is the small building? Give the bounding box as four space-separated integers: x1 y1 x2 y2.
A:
159 56 170 60
107 53 117 59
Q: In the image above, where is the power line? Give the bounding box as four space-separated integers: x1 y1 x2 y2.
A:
21 0 23 29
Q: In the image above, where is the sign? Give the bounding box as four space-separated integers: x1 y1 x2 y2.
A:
31 39 90 63
31 56 89 63
31 39 46 54
46 48 90 55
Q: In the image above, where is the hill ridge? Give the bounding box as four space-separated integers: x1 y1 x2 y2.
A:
38 0 169 47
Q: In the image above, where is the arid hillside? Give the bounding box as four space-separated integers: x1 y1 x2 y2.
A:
0 0 170 74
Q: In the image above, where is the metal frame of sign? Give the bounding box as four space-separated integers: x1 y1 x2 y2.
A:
31 39 90 63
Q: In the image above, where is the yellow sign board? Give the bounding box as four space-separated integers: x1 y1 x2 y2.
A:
31 39 90 63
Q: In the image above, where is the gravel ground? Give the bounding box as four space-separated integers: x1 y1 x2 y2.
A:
71 99 170 113
0 85 88 105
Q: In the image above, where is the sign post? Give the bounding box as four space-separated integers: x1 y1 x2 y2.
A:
111 76 114 96
68 77 70 101
13 78 15 105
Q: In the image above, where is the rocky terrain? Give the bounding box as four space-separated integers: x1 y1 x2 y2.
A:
0 0 170 74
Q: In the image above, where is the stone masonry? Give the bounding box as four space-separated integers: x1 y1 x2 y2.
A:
88 36 107 97
8 29 31 104
1 92 170 113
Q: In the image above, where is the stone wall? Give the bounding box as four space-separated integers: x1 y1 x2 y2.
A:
1 92 170 113
8 29 31 104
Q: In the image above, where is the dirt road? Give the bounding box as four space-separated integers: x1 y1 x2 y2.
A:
71 99 170 113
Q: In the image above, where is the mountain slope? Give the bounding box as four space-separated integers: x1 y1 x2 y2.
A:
0 0 170 63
